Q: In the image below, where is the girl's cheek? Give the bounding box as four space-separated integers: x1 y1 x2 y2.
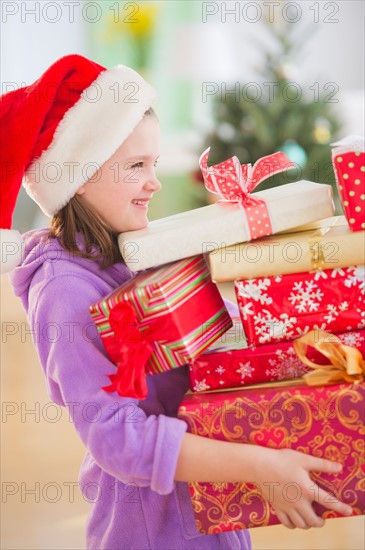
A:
122 170 138 187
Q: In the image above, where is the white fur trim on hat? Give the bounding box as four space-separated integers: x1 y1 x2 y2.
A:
0 229 24 273
23 65 157 217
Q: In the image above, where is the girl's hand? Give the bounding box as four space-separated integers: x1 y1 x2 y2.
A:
255 448 353 530
175 434 353 531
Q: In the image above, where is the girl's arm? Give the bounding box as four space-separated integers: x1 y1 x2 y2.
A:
29 274 188 496
174 432 353 529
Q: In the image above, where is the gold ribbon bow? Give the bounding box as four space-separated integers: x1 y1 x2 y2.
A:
293 330 365 386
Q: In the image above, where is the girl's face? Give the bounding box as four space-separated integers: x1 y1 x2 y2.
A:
76 114 162 232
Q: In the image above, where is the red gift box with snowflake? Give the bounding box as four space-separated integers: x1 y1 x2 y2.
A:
234 265 365 347
189 330 365 393
331 136 365 232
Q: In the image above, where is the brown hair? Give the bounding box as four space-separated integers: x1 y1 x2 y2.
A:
48 107 155 270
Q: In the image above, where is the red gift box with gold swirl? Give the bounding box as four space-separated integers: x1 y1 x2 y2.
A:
178 380 365 533
331 136 365 232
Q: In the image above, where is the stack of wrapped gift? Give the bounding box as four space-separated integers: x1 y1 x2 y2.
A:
89 140 364 532
181 263 365 533
176 136 365 533
188 137 365 394
191 216 365 392
189 213 365 392
90 140 365 533
90 148 338 399
220 135 365 356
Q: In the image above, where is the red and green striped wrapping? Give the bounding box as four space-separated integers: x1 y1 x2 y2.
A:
89 255 233 375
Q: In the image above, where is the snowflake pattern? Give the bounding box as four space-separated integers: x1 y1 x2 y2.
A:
237 279 273 305
191 325 364 393
239 302 255 320
215 365 226 375
236 361 254 379
295 323 328 337
254 310 297 343
193 379 210 392
265 348 308 381
331 268 346 278
288 280 324 313
344 266 365 295
311 268 328 281
324 302 349 324
340 332 364 347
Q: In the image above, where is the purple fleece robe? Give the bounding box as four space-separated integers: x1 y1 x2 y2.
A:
9 228 252 550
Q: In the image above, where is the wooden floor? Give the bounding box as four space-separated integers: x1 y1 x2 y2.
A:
1 274 364 549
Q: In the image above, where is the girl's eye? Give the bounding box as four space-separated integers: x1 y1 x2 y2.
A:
129 160 159 169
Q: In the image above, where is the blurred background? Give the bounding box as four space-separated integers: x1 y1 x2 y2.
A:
1 1 364 548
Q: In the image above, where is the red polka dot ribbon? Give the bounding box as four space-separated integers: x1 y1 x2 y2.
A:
199 148 295 240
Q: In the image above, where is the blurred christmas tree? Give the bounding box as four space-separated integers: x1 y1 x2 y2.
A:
197 13 343 198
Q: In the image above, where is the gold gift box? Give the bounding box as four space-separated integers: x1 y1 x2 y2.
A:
207 216 365 282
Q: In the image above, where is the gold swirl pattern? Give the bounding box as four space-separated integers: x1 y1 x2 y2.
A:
178 381 365 533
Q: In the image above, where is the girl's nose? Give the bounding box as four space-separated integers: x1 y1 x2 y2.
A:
145 174 162 192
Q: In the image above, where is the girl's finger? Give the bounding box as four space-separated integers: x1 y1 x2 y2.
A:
296 503 325 529
313 486 353 517
276 510 296 530
287 509 310 530
305 456 343 474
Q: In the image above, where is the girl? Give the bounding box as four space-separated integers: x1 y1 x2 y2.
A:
1 55 352 550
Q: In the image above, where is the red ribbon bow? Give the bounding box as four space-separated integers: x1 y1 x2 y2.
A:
199 148 295 240
102 302 157 400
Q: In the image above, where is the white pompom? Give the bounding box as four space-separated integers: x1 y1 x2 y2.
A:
0 229 24 274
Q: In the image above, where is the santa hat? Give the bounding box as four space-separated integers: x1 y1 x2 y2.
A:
0 54 157 273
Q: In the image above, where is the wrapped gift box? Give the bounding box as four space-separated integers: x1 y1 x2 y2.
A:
197 316 247 354
331 135 365 232
189 329 365 392
178 380 365 533
234 265 365 346
89 255 232 398
118 181 334 271
208 215 365 282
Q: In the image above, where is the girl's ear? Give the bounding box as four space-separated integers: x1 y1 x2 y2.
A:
76 183 86 196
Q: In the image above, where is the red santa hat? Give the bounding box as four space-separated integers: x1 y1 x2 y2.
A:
0 54 157 273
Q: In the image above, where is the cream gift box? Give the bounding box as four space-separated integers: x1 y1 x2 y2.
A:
118 181 334 272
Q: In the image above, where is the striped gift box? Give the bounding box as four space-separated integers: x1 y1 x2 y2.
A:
90 255 233 375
